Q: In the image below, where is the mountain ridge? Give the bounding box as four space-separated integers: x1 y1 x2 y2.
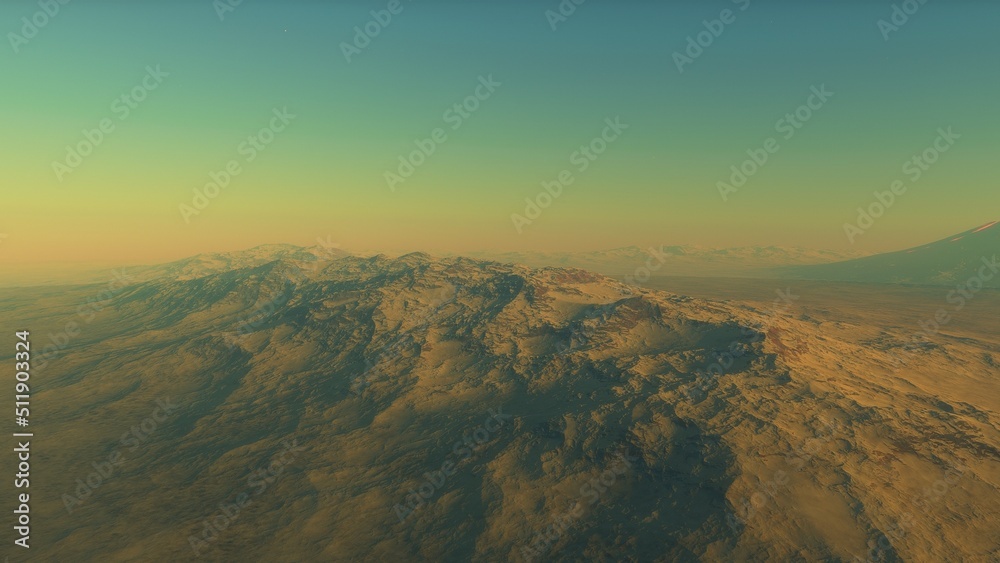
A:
9 252 997 561
784 220 1000 287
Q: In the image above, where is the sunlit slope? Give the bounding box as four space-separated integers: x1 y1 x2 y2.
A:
784 221 1000 287
1 253 997 562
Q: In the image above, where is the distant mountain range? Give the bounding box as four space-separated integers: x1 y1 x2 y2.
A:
7 251 997 560
454 246 866 279
0 243 348 288
3 222 996 290
129 243 349 281
784 221 1000 288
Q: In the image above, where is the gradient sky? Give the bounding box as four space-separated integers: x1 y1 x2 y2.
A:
2 0 998 265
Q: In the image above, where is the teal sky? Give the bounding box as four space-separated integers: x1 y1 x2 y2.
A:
1 0 998 263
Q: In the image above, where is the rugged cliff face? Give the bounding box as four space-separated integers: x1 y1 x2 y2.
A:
10 252 998 562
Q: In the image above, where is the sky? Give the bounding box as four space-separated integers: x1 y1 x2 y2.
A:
1 0 998 265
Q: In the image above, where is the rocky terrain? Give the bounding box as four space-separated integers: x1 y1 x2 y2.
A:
2 252 998 562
